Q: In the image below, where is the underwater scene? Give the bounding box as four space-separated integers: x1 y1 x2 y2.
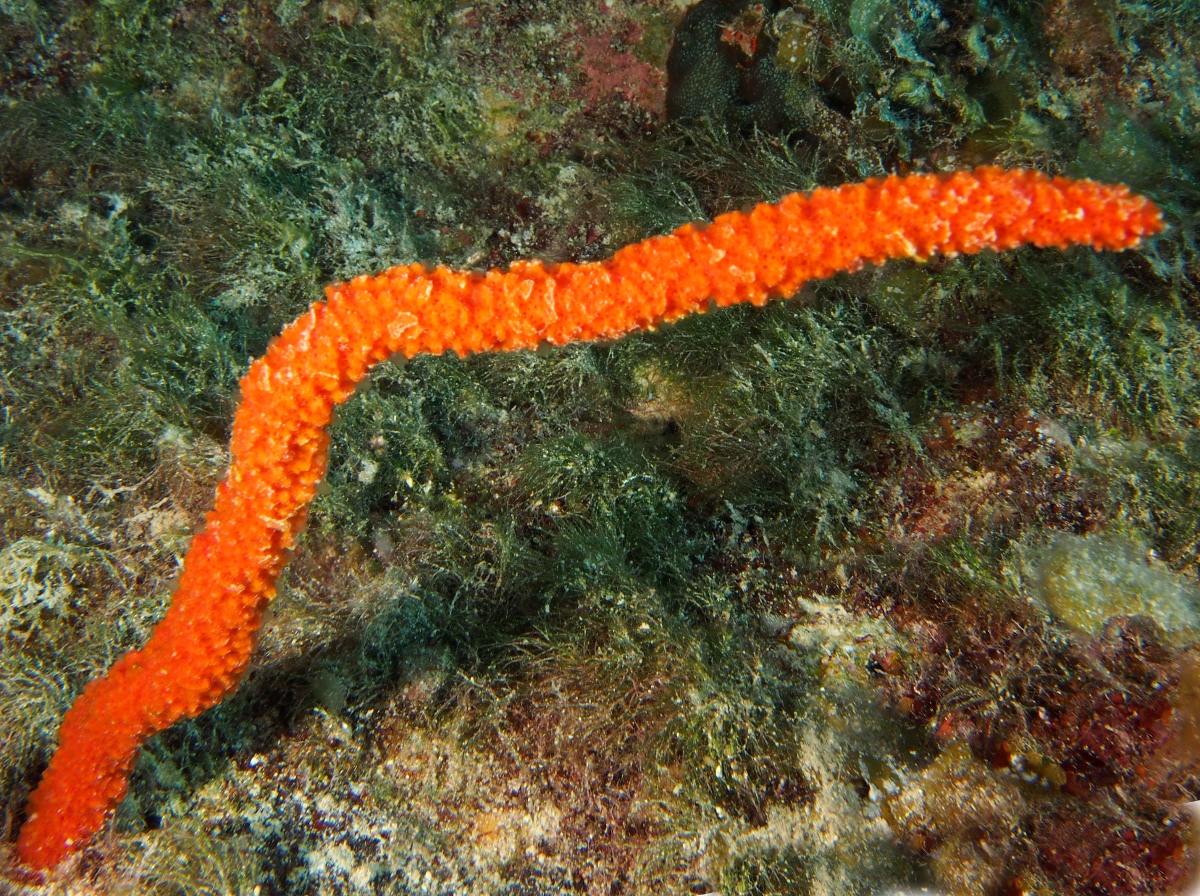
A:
1 0 1199 893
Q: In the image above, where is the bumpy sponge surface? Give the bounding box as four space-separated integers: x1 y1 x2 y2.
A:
16 168 1162 870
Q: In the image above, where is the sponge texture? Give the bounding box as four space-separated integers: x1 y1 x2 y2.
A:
15 168 1163 870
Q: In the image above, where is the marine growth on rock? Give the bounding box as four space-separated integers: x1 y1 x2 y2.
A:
14 167 1163 871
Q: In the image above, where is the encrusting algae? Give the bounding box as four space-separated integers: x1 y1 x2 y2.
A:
14 167 1163 871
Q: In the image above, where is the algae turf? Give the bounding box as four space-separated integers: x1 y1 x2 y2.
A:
1 0 1199 893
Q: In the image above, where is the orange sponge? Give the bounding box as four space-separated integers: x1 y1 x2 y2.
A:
15 168 1162 870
